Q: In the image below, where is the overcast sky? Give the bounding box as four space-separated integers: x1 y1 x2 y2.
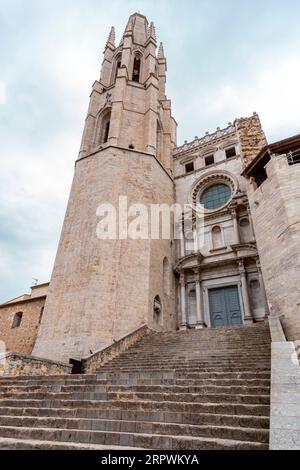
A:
0 0 300 303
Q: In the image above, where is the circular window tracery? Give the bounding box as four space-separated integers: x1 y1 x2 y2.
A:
200 184 231 210
190 171 238 213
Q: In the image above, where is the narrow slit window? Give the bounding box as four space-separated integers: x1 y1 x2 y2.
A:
104 120 110 143
132 56 141 82
98 109 111 145
12 312 23 329
114 58 121 82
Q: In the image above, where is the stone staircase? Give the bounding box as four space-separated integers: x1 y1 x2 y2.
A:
0 323 271 450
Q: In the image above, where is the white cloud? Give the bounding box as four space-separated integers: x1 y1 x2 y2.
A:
194 53 300 142
0 130 79 302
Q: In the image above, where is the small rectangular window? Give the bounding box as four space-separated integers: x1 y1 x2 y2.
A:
12 312 23 329
185 162 194 173
226 147 236 159
205 155 214 166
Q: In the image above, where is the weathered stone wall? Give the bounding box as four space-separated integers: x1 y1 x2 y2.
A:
0 353 71 377
0 298 46 354
235 113 267 166
248 156 300 340
33 147 175 364
269 341 300 450
30 284 49 299
82 325 151 373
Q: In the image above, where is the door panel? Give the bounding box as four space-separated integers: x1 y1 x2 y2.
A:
224 287 242 326
209 289 227 328
209 286 242 328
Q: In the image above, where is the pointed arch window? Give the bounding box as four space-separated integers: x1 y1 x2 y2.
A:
97 108 111 145
113 54 122 83
132 55 141 82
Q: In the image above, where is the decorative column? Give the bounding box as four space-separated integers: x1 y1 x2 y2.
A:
194 269 205 329
256 259 269 317
193 219 198 253
231 208 240 245
179 273 187 330
180 221 185 258
238 260 253 322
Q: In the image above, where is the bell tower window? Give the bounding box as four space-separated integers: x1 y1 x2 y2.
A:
114 55 122 83
104 120 110 143
132 56 141 82
97 108 111 145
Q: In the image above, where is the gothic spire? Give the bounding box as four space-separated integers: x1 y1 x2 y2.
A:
148 22 157 42
106 26 115 47
158 42 165 59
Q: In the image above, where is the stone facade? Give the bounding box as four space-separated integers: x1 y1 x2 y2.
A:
173 119 268 330
0 284 48 355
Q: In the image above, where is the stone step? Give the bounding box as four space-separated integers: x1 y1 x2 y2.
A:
128 345 270 351
121 344 271 350
0 390 270 405
0 436 140 450
97 371 271 381
103 391 270 405
0 383 270 396
103 384 270 395
136 342 270 347
0 416 269 443
99 366 271 374
0 408 269 429
0 323 271 450
174 371 270 379
104 359 271 367
99 364 271 372
111 353 272 360
0 371 271 388
0 399 270 415
0 378 271 393
137 336 270 344
0 425 268 450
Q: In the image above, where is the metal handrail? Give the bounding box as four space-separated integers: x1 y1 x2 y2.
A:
287 149 300 165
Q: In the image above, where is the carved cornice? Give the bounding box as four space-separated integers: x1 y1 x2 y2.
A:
175 252 204 274
231 242 258 260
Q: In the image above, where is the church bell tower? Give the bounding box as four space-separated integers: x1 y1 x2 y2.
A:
33 13 177 363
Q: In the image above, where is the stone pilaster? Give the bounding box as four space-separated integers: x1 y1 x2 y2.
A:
179 273 187 331
238 260 253 323
194 270 205 329
231 208 240 245
256 259 269 318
